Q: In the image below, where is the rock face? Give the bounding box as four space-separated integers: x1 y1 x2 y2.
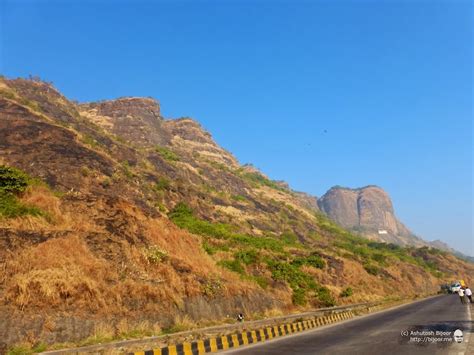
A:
318 187 359 228
80 97 171 146
163 118 239 167
318 186 423 246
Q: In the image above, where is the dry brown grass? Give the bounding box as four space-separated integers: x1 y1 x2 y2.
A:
0 186 104 233
263 308 284 318
3 236 112 310
253 186 316 221
170 314 197 332
144 217 257 298
0 193 262 316
79 108 114 129
91 322 115 340
7 267 104 310
115 318 162 337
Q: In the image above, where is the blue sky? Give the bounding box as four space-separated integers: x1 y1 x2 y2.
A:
1 0 472 255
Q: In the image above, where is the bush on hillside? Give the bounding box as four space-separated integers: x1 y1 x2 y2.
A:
0 165 45 218
169 203 288 252
155 146 179 161
291 254 325 269
234 249 259 265
0 192 44 218
340 287 353 298
0 165 30 194
217 259 245 275
363 263 380 276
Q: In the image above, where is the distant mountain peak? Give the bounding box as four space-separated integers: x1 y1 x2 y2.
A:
318 185 420 246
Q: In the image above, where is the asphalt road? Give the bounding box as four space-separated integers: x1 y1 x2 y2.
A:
221 295 473 355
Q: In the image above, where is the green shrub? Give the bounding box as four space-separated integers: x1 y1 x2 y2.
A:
0 166 46 219
319 213 440 273
32 343 47 353
292 288 306 306
340 287 353 298
234 249 259 265
169 203 234 239
201 277 223 297
239 171 285 191
7 345 33 355
156 146 179 161
208 161 230 172
371 253 387 265
363 263 380 276
425 247 447 256
6 342 47 355
169 202 194 219
267 259 335 306
155 177 170 191
291 254 325 269
305 255 326 268
252 276 269 289
169 203 287 252
231 194 247 202
80 166 91 177
202 240 217 255
121 161 134 179
0 165 30 194
280 232 299 245
101 177 111 188
316 286 336 306
155 202 167 213
145 246 168 263
81 134 99 148
0 193 44 218
267 260 318 305
231 234 285 252
218 259 245 275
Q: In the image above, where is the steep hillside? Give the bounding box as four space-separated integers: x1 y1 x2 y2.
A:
0 77 472 350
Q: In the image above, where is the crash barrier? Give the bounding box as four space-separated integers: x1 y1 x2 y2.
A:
40 295 434 354
130 311 355 355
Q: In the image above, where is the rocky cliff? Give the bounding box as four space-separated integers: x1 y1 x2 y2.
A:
318 186 425 246
80 97 170 146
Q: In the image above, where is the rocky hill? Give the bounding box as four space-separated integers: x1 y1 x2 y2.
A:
318 186 425 247
0 77 472 351
317 186 472 259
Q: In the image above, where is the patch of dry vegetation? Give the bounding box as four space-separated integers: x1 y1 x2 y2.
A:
0 186 103 232
4 236 111 310
0 187 261 320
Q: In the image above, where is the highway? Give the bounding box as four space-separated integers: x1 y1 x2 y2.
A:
221 295 473 355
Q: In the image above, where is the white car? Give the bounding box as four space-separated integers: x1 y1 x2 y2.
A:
450 283 461 293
